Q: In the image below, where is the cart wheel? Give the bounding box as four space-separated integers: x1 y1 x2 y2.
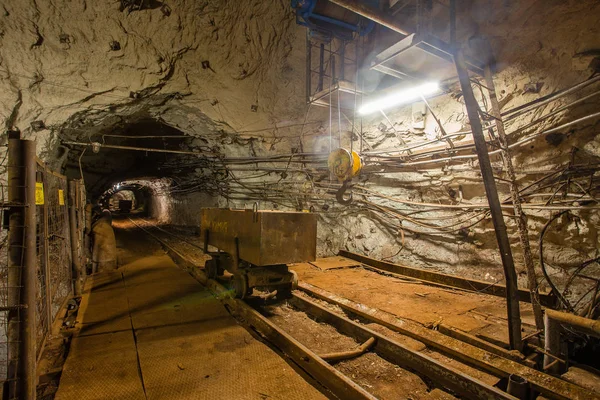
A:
233 274 249 299
206 259 218 279
290 270 299 290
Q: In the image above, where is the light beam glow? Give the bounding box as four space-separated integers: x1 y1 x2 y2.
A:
358 82 440 115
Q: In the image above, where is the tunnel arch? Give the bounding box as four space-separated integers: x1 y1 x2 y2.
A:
98 178 175 223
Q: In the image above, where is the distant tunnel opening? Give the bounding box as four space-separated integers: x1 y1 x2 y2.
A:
56 112 220 227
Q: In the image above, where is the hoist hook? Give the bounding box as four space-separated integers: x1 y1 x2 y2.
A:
336 180 353 205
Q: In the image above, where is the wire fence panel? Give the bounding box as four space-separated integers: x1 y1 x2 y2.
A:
0 142 85 398
37 165 72 354
0 189 11 383
0 145 27 397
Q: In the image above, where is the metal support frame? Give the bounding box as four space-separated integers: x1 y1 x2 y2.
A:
6 137 23 399
7 138 37 399
455 50 522 352
483 65 544 330
40 168 52 339
544 309 600 374
68 180 82 296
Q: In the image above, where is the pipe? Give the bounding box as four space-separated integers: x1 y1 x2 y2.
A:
320 337 376 363
502 74 600 119
455 50 522 351
544 309 600 374
62 141 328 161
507 375 529 400
328 0 410 35
543 311 562 374
546 309 600 337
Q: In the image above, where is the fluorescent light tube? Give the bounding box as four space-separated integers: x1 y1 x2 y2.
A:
358 82 439 115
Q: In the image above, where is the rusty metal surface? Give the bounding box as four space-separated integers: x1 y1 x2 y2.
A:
290 293 516 400
339 250 556 306
309 256 361 271
298 282 600 400
200 208 317 266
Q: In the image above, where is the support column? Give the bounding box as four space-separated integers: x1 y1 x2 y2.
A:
483 66 544 330
7 135 24 399
68 180 82 296
22 140 37 400
454 50 523 351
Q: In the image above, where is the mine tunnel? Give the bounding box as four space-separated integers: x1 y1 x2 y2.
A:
1 1 600 399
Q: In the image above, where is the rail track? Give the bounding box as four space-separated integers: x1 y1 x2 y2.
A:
128 218 599 400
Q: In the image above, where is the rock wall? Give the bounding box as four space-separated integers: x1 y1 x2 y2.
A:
0 0 599 312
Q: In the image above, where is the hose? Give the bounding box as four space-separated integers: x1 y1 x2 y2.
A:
539 210 574 311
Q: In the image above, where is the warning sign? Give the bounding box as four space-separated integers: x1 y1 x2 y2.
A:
35 182 45 205
58 189 65 206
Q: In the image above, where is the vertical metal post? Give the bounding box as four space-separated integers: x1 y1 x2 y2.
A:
22 140 37 400
68 180 82 296
416 0 423 36
318 43 325 92
483 65 544 330
544 312 561 374
454 50 523 351
449 0 456 45
40 168 52 336
7 136 23 399
340 40 346 81
306 31 312 104
331 49 336 84
84 203 93 270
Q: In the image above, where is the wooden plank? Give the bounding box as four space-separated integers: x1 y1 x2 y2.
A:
339 250 556 307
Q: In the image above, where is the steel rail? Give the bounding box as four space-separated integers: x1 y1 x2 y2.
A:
288 293 515 400
128 218 376 400
133 219 513 399
297 282 600 400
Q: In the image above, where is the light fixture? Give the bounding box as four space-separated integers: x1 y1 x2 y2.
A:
358 82 440 115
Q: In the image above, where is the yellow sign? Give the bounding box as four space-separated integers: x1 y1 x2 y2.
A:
58 190 65 206
35 182 44 205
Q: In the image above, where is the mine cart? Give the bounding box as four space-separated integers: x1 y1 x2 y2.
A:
200 207 317 299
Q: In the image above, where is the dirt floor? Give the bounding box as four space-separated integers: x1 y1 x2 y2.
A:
54 226 328 400
262 302 448 400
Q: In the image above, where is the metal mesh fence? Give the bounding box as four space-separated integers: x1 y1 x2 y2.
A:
34 163 73 360
0 145 26 397
0 145 10 384
0 140 85 397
